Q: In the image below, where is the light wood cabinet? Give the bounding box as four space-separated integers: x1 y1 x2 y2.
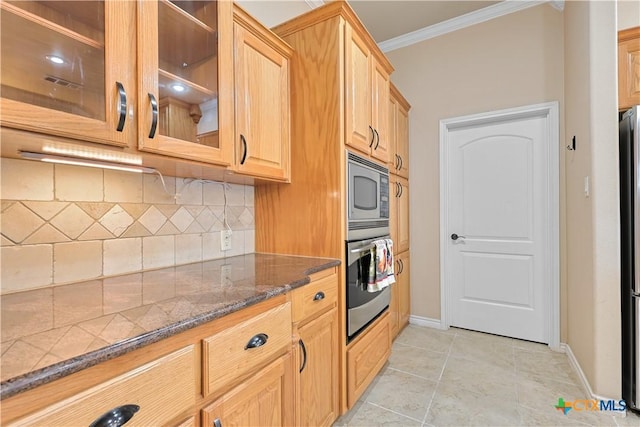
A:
232 6 292 181
345 25 391 164
291 270 339 427
201 353 294 427
0 1 135 147
346 311 390 408
397 252 410 332
137 0 234 166
1 1 292 182
619 27 640 111
390 176 410 254
8 346 196 427
202 302 292 397
389 83 410 178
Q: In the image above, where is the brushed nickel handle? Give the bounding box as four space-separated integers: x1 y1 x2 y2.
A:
115 82 126 132
148 93 158 139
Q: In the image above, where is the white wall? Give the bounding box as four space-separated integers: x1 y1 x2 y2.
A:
564 0 621 399
618 0 640 30
235 0 313 27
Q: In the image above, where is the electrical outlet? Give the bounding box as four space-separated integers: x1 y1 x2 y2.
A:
221 229 232 251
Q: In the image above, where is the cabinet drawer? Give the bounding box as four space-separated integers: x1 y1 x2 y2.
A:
347 311 390 408
291 273 338 323
10 346 196 427
202 302 292 397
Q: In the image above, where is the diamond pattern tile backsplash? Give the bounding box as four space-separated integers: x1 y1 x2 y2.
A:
0 158 255 294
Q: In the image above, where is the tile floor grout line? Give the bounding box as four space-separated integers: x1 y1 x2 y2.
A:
363 401 425 424
385 366 441 383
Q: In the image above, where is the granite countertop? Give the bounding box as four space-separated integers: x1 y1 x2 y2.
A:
0 253 340 399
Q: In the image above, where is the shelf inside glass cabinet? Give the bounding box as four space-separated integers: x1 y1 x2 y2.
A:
0 1 106 120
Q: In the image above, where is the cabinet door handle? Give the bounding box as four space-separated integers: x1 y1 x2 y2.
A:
395 154 400 170
115 82 126 132
374 128 380 149
299 339 307 373
398 259 404 274
396 260 401 274
244 333 268 349
148 93 158 139
395 182 401 197
213 419 222 427
398 183 403 197
240 134 248 165
399 156 403 171
369 125 375 147
313 291 325 301
89 404 139 427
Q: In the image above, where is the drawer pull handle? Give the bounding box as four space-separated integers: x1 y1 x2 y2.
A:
213 419 223 427
89 404 139 427
299 339 307 373
313 291 325 301
245 333 269 350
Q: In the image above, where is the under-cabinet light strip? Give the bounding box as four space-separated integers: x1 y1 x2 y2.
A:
19 151 157 174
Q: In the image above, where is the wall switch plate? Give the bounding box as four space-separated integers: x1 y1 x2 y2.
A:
221 229 232 251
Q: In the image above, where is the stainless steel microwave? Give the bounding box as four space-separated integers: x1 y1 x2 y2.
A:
346 151 390 240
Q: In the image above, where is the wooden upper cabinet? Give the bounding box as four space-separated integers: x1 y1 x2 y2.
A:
389 83 410 178
390 176 409 253
232 7 292 182
345 25 391 164
137 0 234 166
0 1 135 147
619 26 640 111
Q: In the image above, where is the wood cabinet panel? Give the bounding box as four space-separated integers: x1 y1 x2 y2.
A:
291 271 338 324
202 302 292 397
137 0 235 166
298 308 340 427
233 9 291 181
10 346 196 427
619 27 640 111
201 353 294 427
346 311 390 407
397 252 410 331
346 25 373 155
371 59 390 163
391 176 410 253
390 277 399 339
0 1 134 147
389 83 410 178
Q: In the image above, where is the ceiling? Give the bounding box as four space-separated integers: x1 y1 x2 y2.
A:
347 1 501 42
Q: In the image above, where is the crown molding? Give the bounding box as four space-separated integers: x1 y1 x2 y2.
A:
304 0 324 9
379 0 555 53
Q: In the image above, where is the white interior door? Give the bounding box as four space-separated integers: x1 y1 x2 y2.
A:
441 104 558 344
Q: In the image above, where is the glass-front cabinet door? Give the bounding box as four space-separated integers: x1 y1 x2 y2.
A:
137 0 233 166
0 1 134 147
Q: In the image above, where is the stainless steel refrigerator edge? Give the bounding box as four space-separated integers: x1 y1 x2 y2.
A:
620 105 639 412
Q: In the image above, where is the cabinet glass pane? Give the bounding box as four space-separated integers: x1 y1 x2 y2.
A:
158 0 219 148
0 1 106 120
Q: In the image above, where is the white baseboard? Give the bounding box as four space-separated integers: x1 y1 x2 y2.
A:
408 315 446 330
561 343 620 404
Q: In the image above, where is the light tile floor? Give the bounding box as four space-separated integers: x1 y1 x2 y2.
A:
335 325 640 427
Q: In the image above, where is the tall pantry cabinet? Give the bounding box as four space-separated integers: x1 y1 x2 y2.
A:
388 83 411 338
255 0 394 415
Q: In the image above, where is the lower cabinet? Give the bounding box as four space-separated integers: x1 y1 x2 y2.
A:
291 269 339 427
346 311 391 408
201 353 294 427
390 251 410 340
9 346 196 427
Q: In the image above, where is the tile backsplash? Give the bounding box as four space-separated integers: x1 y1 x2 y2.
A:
0 158 255 294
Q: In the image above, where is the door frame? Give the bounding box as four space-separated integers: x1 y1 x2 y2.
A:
439 102 560 349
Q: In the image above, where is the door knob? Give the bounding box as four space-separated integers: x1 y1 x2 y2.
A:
451 233 466 241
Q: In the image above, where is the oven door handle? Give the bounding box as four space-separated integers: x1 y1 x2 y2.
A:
350 246 373 254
